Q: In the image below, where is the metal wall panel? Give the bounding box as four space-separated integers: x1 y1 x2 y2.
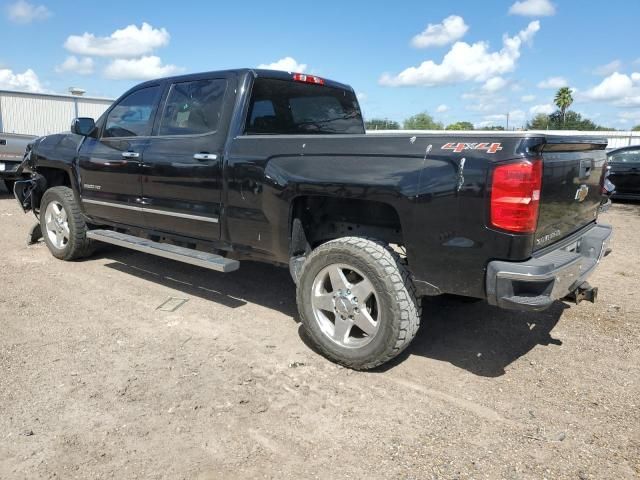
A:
77 99 113 122
0 91 113 136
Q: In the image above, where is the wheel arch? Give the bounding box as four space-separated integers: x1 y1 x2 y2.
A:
288 195 405 257
31 165 77 210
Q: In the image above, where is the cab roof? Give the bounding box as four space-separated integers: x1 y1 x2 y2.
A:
135 68 355 93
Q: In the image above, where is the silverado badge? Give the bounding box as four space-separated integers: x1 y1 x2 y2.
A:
575 184 589 202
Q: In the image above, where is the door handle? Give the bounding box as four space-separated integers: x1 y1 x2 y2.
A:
121 151 140 159
193 153 218 161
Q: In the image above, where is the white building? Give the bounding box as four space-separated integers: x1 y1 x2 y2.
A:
0 90 114 136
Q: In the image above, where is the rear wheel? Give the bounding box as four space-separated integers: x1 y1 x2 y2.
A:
297 237 421 370
40 186 94 260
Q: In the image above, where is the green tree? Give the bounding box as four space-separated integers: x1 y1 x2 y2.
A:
446 121 474 130
484 125 506 131
526 113 551 130
526 110 611 131
632 125 640 131
554 87 574 126
365 118 400 130
549 111 597 130
403 112 443 130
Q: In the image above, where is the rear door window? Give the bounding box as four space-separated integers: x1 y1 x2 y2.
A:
245 78 364 135
158 79 227 136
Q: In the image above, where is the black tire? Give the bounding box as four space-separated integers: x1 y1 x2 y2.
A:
296 237 421 370
39 186 94 260
3 179 14 193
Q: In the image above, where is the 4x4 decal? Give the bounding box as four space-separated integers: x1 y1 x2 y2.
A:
441 142 503 154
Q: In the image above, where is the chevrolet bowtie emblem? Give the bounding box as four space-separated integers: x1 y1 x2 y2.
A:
575 184 589 202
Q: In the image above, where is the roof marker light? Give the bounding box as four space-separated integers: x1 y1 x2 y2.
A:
293 73 325 85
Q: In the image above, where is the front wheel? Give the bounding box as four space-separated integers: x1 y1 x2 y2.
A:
40 186 94 260
297 237 421 370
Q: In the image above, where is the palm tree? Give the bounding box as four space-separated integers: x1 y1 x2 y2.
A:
554 87 573 127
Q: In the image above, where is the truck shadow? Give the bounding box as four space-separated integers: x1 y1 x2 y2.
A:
99 246 298 317
97 245 565 377
373 295 565 377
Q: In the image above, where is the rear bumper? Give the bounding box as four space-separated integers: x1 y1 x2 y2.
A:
486 223 613 311
612 192 640 200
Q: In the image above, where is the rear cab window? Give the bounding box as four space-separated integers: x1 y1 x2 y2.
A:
245 78 364 135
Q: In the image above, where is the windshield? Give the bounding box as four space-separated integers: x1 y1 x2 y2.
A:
245 78 364 135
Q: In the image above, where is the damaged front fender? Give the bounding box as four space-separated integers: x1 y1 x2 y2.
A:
14 173 46 213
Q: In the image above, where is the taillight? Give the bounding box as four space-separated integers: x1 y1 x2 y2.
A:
490 159 542 233
293 73 325 85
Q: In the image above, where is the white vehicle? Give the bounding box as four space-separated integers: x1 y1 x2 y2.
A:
0 133 35 192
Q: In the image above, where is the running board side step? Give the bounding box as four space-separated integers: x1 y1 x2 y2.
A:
86 230 240 273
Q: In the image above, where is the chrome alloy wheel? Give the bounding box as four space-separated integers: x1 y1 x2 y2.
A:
311 263 380 348
44 200 70 249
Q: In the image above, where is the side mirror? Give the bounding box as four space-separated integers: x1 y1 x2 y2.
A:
70 117 96 137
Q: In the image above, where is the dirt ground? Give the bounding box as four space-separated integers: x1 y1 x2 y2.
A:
0 183 638 480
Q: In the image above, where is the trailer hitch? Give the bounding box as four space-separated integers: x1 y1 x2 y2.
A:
564 282 598 305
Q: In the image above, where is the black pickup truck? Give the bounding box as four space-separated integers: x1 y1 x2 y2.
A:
13 68 612 369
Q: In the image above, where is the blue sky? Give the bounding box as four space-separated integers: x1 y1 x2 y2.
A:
2 0 640 129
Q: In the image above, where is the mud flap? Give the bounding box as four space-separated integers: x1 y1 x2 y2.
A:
27 223 43 245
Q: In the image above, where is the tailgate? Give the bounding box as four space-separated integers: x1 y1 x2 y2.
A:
534 138 607 250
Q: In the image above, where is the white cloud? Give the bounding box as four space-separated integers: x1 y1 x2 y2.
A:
64 23 170 58
521 94 536 102
480 110 525 124
6 0 50 24
0 67 43 92
380 21 540 87
593 60 622 76
411 15 468 49
462 88 508 112
537 76 567 89
584 72 635 101
257 57 307 72
482 114 506 122
631 72 640 82
614 97 640 108
617 111 640 122
509 109 526 121
55 56 94 75
467 103 497 112
509 0 555 16
481 76 508 92
104 56 183 80
529 103 555 115
356 92 367 102
436 104 449 113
